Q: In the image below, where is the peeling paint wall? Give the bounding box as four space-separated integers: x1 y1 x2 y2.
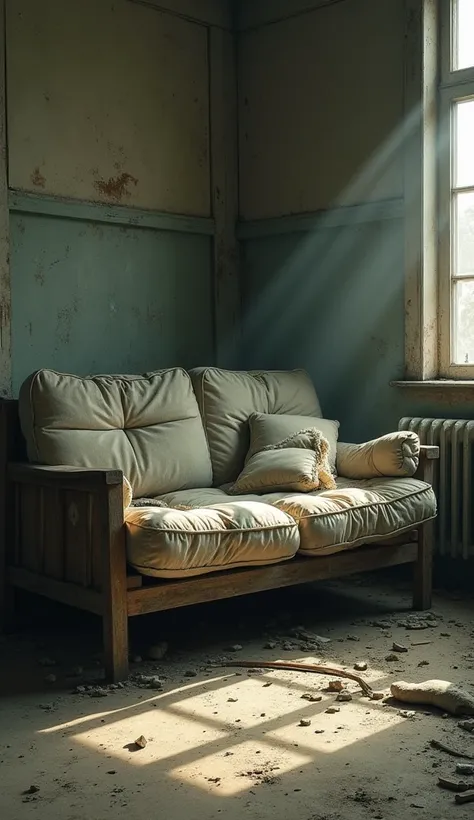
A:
2 0 236 394
237 0 409 440
7 0 210 215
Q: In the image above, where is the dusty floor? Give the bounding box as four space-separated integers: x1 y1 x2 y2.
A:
1 574 474 820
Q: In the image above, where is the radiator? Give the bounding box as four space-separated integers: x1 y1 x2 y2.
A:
399 417 474 559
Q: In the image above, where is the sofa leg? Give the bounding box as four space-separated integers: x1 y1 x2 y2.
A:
413 521 433 611
0 581 16 634
102 482 129 682
103 608 129 683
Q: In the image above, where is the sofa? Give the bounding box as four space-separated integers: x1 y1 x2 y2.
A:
0 366 438 681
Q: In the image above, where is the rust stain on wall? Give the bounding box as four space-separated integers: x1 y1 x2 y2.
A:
93 172 138 202
31 167 46 188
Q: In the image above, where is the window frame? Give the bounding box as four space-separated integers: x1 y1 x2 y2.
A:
438 0 474 378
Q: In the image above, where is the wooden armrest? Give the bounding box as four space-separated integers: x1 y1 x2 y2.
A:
8 462 123 490
419 445 439 460
415 445 439 483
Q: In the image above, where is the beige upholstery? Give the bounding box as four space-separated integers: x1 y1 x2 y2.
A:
336 432 420 479
19 368 212 498
125 500 300 578
189 367 322 486
274 477 436 556
153 476 436 562
19 366 436 583
231 426 336 494
247 413 339 474
230 448 323 494
123 476 133 511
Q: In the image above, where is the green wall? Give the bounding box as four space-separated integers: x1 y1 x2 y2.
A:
240 216 407 442
10 207 214 395
2 0 238 398
240 215 474 442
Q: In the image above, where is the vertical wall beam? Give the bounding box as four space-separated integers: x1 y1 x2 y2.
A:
209 25 241 368
403 0 439 380
0 0 11 397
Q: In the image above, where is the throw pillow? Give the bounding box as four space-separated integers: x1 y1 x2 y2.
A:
230 427 336 494
247 412 339 474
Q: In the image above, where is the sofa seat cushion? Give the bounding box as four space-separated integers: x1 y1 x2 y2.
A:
158 477 435 559
125 500 300 579
272 477 436 556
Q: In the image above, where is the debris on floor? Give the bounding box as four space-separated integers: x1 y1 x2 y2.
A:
455 790 474 804
218 659 374 695
391 679 474 715
430 739 474 760
2 577 474 820
437 776 471 792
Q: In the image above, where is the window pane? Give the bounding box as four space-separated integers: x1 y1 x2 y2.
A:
454 191 474 277
453 280 474 363
454 0 474 70
454 100 474 188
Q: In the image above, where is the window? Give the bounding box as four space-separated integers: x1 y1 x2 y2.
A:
439 0 474 376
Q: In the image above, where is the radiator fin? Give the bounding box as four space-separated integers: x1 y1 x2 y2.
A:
399 417 474 559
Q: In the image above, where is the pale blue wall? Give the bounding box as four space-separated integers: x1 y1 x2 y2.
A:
10 210 214 395
4 0 228 398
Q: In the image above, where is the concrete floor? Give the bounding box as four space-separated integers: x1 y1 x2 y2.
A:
1 574 474 820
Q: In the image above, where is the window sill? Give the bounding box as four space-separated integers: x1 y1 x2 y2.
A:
391 380 474 389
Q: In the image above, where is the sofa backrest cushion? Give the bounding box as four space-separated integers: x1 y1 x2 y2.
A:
189 367 322 486
19 368 213 498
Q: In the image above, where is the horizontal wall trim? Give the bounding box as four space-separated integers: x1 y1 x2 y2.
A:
391 380 474 389
8 191 215 235
236 198 404 240
237 0 347 31
128 0 232 28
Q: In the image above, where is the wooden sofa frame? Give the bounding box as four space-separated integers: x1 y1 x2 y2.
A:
0 398 439 681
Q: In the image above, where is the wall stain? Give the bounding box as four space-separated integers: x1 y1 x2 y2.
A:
370 335 388 358
93 172 138 202
31 167 46 188
146 306 160 325
0 300 11 329
55 298 79 346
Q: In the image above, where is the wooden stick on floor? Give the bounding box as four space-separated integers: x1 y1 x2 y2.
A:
217 659 374 697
